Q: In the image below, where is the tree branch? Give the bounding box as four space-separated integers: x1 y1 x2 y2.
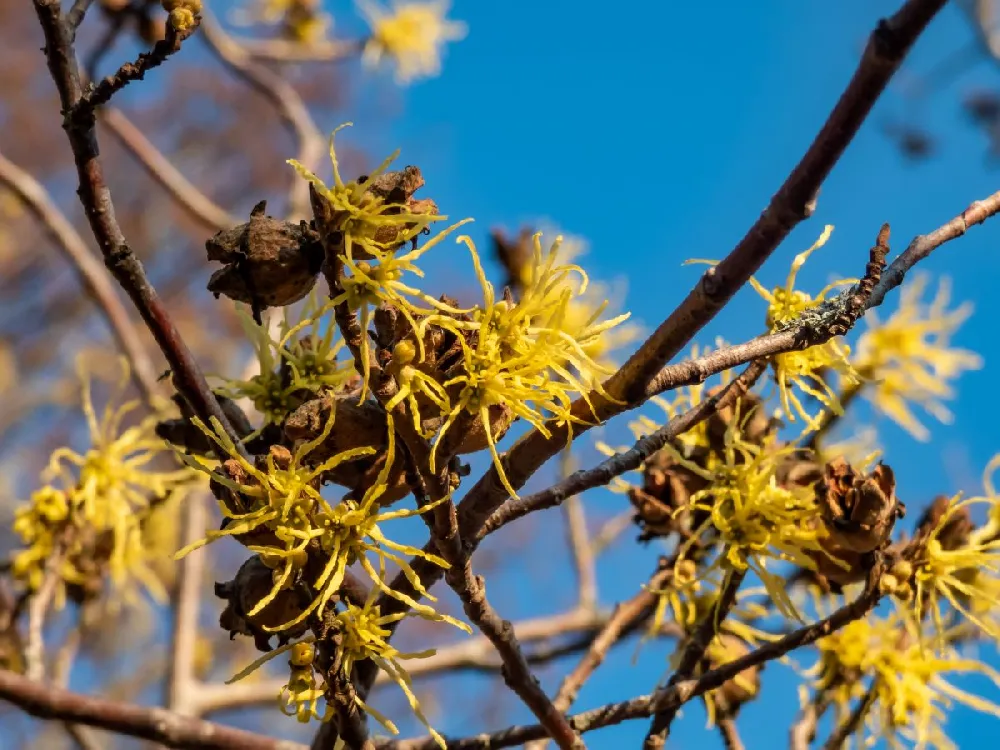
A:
452 0 948 558
380 561 884 750
32 0 243 448
0 670 307 750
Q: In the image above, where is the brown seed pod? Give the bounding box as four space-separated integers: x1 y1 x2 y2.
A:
215 556 309 652
817 457 904 554
705 390 777 453
206 201 325 318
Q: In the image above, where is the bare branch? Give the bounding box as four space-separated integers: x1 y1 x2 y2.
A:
453 0 948 556
32 0 244 448
78 21 198 112
717 719 746 750
0 669 307 750
820 684 877 750
166 496 208 717
869 188 1000 307
198 15 324 220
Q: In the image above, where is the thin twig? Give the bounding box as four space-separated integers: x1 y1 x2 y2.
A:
552 565 673 715
643 568 747 747
65 0 95 33
0 150 159 402
481 362 766 539
869 188 1000 307
381 563 884 750
198 15 324 220
559 450 597 612
820 684 877 750
452 0 949 559
0 669 307 750
195 606 682 715
77 21 197 112
790 685 837 750
32 0 244 449
166 495 208 717
717 718 746 750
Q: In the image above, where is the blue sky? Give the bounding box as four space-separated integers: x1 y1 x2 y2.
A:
70 2 1000 747
334 2 1000 747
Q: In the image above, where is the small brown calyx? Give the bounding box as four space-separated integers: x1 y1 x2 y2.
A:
206 200 325 321
817 457 904 554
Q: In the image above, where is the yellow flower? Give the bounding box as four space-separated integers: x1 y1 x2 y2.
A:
910 494 1000 648
669 419 836 620
239 0 330 43
421 233 631 498
12 358 194 605
177 412 465 633
289 125 472 397
809 614 1000 750
853 274 982 442
217 296 357 428
227 560 465 748
358 0 467 84
747 225 860 430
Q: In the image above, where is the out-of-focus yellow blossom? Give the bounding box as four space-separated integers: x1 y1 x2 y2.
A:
237 0 330 44
177 413 469 634
667 417 839 620
217 296 356 428
289 125 470 397
746 225 861 431
909 493 1000 648
421 233 631 498
853 274 982 442
12 359 194 606
808 614 1000 749
358 0 466 84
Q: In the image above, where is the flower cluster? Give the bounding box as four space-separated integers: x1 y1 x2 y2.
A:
809 613 1000 749
216 294 357 429
419 232 632 497
12 359 194 606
